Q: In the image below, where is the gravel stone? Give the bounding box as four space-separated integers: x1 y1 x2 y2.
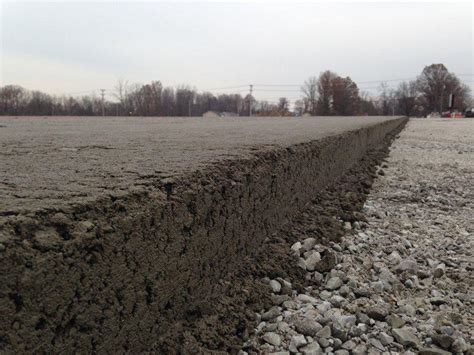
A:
392 327 419 347
325 277 343 290
261 307 281 321
289 334 307 352
387 314 405 328
262 332 281 347
316 325 331 339
299 341 323 355
269 280 282 293
418 348 452 355
367 305 389 321
244 120 474 354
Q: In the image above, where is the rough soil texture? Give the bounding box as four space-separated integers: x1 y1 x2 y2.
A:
0 116 406 353
0 116 398 214
243 118 473 355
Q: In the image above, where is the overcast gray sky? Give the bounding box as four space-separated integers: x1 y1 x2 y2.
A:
1 1 473 102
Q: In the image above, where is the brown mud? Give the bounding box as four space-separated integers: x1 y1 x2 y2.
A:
0 118 406 353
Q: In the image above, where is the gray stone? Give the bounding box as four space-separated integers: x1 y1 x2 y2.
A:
341 340 356 350
357 312 370 324
296 294 318 304
419 348 451 355
316 301 331 313
433 264 445 278
289 334 307 352
305 252 322 271
451 337 469 353
439 326 454 336
394 259 418 274
367 305 389 321
302 238 317 252
336 315 357 329
271 294 290 305
350 323 368 337
371 280 385 293
316 325 331 338
294 319 323 336
431 334 454 350
282 300 298 310
392 327 419 347
354 287 370 298
332 322 348 341
269 280 281 293
353 344 368 355
318 337 330 348
339 285 351 297
378 332 394 345
430 297 447 306
291 241 302 253
329 295 345 307
300 342 323 355
326 277 343 290
261 307 281 321
333 338 342 349
369 338 385 351
262 332 281 347
388 251 402 264
387 314 405 328
314 249 337 273
319 290 332 300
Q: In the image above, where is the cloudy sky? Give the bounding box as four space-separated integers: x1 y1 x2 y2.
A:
1 1 473 102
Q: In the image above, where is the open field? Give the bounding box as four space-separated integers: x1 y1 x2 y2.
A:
1 116 400 214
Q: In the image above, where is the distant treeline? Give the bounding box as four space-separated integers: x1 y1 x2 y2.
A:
0 64 471 117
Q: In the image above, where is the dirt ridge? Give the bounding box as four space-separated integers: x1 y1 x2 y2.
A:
0 117 407 353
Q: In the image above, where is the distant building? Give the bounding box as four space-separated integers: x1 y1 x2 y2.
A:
202 111 239 118
202 111 220 118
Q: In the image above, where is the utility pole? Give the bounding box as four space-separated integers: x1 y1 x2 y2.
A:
100 89 105 117
249 84 253 116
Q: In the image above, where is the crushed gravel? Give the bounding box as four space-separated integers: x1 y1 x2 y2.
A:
242 118 473 355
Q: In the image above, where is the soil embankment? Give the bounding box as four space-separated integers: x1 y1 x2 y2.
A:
0 116 406 353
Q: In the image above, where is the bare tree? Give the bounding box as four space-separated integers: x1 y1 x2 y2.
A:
114 79 129 115
301 76 318 115
416 63 470 114
378 82 394 116
316 71 337 115
394 81 417 116
278 97 290 114
293 99 305 116
331 76 360 115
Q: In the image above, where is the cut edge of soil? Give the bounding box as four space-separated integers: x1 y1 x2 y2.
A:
155 121 407 354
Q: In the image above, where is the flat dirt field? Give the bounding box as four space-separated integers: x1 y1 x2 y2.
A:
0 116 409 353
0 116 399 214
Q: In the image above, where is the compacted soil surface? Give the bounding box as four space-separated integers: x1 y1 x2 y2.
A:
242 118 473 355
0 116 397 214
0 116 406 353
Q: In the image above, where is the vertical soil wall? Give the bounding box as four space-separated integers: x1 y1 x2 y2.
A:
0 118 407 353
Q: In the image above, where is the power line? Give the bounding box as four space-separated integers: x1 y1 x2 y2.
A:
203 84 250 91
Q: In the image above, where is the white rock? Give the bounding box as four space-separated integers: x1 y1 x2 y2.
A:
262 332 281 346
269 280 282 293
